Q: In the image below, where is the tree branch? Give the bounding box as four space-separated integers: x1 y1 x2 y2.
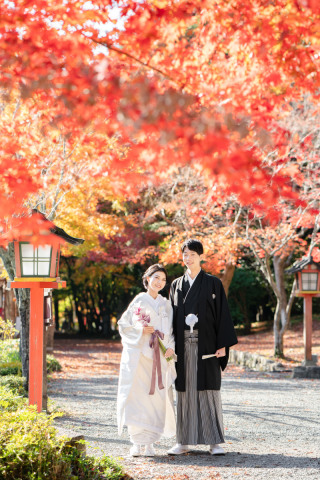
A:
92 39 181 87
308 212 320 258
286 279 296 321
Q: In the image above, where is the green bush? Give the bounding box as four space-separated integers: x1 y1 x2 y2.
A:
62 448 126 480
0 385 26 412
46 355 62 373
0 360 22 376
0 407 125 480
0 318 18 341
228 267 275 331
0 339 20 364
0 340 62 375
0 346 125 479
0 375 25 395
0 408 70 480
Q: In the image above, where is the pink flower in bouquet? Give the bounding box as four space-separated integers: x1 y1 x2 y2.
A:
135 308 151 326
134 307 172 362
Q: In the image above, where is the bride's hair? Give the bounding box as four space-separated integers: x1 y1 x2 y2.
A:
142 264 168 289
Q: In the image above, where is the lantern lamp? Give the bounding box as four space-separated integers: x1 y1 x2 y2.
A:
287 257 320 294
286 256 320 365
14 243 59 279
10 210 84 412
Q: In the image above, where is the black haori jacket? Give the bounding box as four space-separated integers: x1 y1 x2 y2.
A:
170 270 238 391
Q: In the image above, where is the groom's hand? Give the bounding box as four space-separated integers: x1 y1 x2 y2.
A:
215 347 226 358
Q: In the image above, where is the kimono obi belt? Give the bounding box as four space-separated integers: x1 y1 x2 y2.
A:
149 330 165 395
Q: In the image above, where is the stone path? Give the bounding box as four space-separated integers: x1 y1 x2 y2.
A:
49 340 320 480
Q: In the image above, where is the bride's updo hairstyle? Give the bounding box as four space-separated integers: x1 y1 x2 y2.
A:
142 264 168 289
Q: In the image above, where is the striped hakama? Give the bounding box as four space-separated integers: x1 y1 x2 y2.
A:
176 331 225 445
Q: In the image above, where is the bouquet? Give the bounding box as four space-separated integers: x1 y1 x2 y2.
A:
134 307 173 362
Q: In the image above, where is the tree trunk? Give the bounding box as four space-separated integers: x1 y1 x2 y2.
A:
17 288 30 387
241 290 251 334
0 244 30 388
273 299 286 357
53 295 59 331
273 256 290 358
98 279 112 338
42 323 48 411
76 304 86 333
220 262 235 297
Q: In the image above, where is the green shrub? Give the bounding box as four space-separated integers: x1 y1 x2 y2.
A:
0 407 125 480
0 385 26 412
0 339 20 364
67 451 125 480
0 347 125 479
0 318 18 340
0 375 25 395
0 340 61 375
46 355 62 373
0 360 22 376
0 408 70 480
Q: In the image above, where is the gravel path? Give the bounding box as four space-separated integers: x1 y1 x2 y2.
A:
49 342 320 480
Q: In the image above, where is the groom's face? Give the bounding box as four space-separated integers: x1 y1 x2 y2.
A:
182 247 202 269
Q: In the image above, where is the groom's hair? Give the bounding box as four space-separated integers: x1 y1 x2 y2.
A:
181 238 204 255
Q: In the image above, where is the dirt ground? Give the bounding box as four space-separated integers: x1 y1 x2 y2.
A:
50 325 320 480
52 319 320 378
235 319 320 368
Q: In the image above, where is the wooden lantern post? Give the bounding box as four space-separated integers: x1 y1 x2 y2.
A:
11 278 65 411
287 256 320 364
10 210 84 412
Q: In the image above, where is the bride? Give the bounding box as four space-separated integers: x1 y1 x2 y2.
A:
117 264 176 457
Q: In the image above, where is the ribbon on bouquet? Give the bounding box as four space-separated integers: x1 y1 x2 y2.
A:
149 330 165 395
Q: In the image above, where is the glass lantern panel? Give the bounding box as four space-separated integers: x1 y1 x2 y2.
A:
37 261 50 276
20 243 52 276
37 245 52 259
21 243 34 258
22 261 34 276
301 272 318 291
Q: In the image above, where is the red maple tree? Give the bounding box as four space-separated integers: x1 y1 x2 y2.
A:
1 0 320 239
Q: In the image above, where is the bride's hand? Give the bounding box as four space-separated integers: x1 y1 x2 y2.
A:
165 348 174 358
143 326 155 334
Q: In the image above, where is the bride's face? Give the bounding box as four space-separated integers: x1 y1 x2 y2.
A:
147 271 167 293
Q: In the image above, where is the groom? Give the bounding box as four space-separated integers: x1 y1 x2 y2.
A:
168 239 237 455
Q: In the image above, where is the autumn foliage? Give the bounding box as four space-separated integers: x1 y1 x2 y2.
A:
1 0 320 242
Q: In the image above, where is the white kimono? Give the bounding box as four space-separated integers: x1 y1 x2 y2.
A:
117 292 176 444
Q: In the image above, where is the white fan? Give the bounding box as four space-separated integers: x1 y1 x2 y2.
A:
185 313 198 333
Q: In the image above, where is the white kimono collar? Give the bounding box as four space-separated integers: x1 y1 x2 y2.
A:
140 292 166 311
139 293 170 334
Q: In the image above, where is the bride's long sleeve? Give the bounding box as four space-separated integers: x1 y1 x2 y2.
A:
118 300 143 346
